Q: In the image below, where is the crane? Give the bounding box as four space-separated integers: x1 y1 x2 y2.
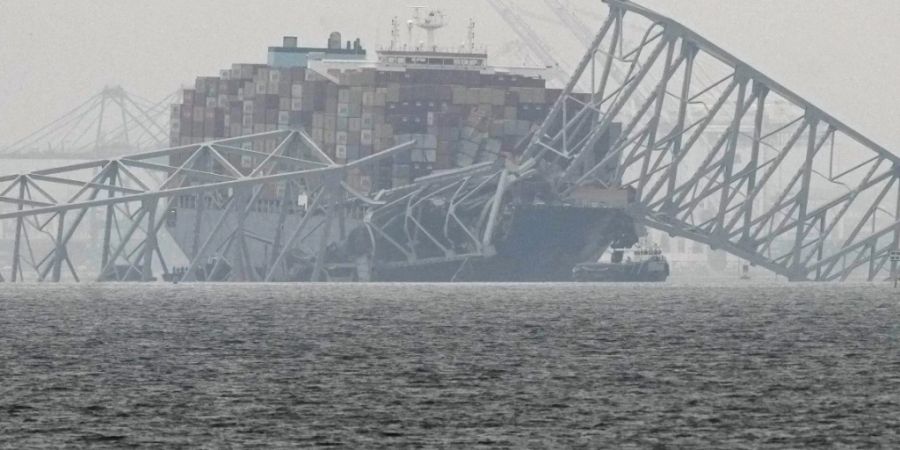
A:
542 0 595 44
484 0 572 87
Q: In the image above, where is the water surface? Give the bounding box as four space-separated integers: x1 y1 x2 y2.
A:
1 282 898 447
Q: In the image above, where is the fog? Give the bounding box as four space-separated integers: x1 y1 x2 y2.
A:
1 0 898 163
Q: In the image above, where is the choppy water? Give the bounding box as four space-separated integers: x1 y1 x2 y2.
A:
1 282 899 448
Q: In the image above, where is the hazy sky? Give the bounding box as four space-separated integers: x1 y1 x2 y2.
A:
1 0 898 152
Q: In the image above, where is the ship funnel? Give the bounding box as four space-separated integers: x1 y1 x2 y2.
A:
328 32 342 50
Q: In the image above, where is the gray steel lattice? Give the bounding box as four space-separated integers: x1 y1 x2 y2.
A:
0 0 897 282
520 0 900 281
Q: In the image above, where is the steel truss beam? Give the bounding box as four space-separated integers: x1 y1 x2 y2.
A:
0 129 419 282
518 0 900 281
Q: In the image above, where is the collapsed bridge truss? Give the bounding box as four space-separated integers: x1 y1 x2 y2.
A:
0 0 898 282
0 130 417 282
519 0 900 281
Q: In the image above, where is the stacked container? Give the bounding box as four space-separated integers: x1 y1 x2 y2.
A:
170 42 564 192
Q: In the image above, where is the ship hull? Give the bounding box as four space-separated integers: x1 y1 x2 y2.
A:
369 205 638 282
572 261 670 283
165 204 639 282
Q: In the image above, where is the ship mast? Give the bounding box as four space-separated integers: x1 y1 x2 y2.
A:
390 16 400 50
409 6 446 51
467 18 476 53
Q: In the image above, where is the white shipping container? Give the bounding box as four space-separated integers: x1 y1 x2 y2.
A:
335 144 348 160
291 98 303 111
291 84 303 98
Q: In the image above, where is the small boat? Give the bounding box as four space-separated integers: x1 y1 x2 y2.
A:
573 244 669 282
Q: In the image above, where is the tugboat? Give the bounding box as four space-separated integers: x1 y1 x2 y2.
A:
573 242 670 282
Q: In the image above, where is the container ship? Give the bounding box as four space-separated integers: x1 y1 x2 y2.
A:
163 10 647 282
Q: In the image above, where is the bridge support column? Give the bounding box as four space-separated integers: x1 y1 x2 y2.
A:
893 178 900 285
11 178 26 282
51 212 66 282
312 176 341 282
141 198 158 282
99 171 118 276
265 187 324 282
267 181 293 277
790 115 819 281
742 83 768 246
665 44 696 214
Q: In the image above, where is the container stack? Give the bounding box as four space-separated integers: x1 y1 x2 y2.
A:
170 40 563 192
305 69 558 190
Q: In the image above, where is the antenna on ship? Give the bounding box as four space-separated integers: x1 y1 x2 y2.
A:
467 18 476 53
390 16 400 50
406 17 415 50
407 5 422 49
408 5 446 51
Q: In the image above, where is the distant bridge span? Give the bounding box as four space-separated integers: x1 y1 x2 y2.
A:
0 86 173 161
0 0 897 282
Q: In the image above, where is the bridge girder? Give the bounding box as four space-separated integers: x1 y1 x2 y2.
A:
0 130 421 282
521 0 900 281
